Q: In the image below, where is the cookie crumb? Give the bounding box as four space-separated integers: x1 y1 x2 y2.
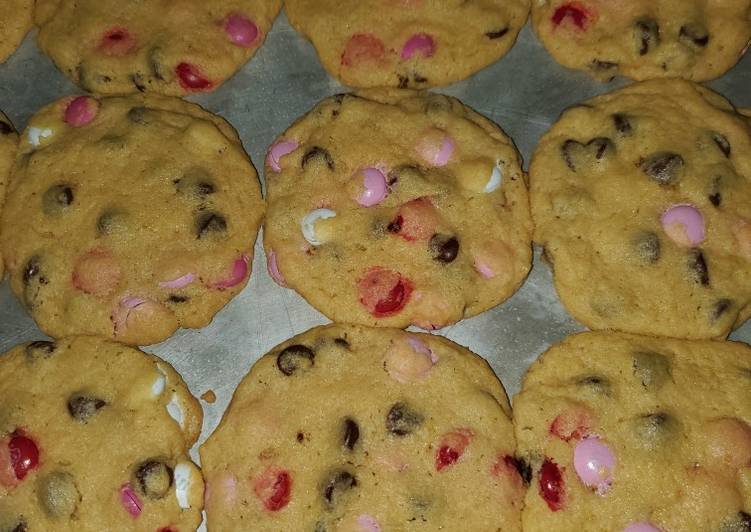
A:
201 390 216 403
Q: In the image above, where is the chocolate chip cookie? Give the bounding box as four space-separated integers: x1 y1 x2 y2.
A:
201 324 524 531
0 0 32 64
0 94 264 345
531 0 751 81
284 0 530 88
0 336 204 531
264 89 532 330
0 111 18 280
530 79 751 339
34 0 282 95
514 331 751 531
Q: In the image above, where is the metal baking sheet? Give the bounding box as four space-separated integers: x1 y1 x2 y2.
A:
1 11 750 517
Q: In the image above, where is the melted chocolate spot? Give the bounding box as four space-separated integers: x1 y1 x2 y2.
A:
679 23 710 47
195 212 227 239
429 234 459 263
639 152 684 185
342 418 360 450
688 250 710 286
712 132 731 158
613 113 633 136
323 470 357 507
276 345 315 376
634 17 660 55
302 146 335 171
67 394 106 423
485 27 509 39
133 460 173 500
25 340 56 362
386 402 423 436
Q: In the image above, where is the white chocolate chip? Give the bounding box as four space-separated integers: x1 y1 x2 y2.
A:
28 127 53 147
166 393 184 427
301 208 336 246
484 162 503 193
174 462 192 509
151 364 167 397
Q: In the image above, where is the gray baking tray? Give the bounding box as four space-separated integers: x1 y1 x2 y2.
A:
1 11 750 514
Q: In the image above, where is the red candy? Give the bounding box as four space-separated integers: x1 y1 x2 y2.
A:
552 2 593 30
253 467 292 512
98 27 136 56
491 454 525 486
358 267 413 317
9 432 39 480
157 527 177 532
549 407 592 442
539 459 565 511
176 63 213 91
341 33 386 67
435 429 473 472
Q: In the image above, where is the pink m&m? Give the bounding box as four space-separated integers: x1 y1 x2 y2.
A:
357 514 382 532
624 523 661 532
224 14 259 48
401 33 435 60
573 437 615 494
120 483 143 518
356 167 389 207
159 272 195 289
266 139 299 172
416 129 454 167
384 336 438 383
660 204 705 247
210 255 249 289
64 96 99 127
266 249 287 287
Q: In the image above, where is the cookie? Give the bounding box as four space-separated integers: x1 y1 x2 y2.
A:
0 0 32 64
513 331 751 531
34 0 282 95
0 111 18 280
531 1 751 81
0 336 204 531
200 324 524 531
284 0 530 88
530 79 751 339
264 90 532 330
0 94 265 345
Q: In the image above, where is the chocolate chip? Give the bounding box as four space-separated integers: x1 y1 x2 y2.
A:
42 184 75 215
127 106 152 125
633 412 681 448
25 340 56 362
67 394 106 423
688 249 710 286
322 470 357 507
23 256 42 284
168 294 189 304
712 132 731 158
679 23 709 47
397 75 409 89
148 47 166 80
634 17 660 55
301 146 334 171
342 418 360 450
590 59 619 72
387 215 403 234
37 471 80 518
386 402 423 436
22 256 48 308
133 460 173 500
613 113 633 136
0 121 14 135
277 345 315 376
709 192 722 207
639 152 684 185
296 431 305 443
131 73 147 92
512 456 532 485
633 351 672 391
429 234 459 264
575 375 611 395
721 512 751 532
485 27 509 39
96 209 127 236
633 232 661 264
5 518 27 532
712 299 733 321
333 337 350 349
561 137 614 172
195 212 227 239
175 168 216 200
413 73 428 84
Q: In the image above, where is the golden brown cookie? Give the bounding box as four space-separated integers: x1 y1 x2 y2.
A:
0 0 32 64
514 331 751 531
531 0 751 81
530 79 751 339
0 111 18 280
284 0 530 88
264 90 532 330
34 0 282 95
0 94 264 345
201 324 524 531
0 336 204 531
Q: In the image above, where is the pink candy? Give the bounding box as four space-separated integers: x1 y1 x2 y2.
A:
573 437 615 494
384 336 438 383
660 204 705 247
210 255 249 290
64 96 99 127
119 483 143 518
357 514 382 532
356 167 389 207
416 129 454 167
158 272 195 289
401 33 435 60
224 13 259 48
624 523 661 532
266 249 287 287
266 140 299 173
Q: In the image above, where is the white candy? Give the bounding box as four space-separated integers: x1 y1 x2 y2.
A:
166 393 184 427
174 462 192 509
151 364 167 396
484 161 503 193
301 208 336 246
28 127 53 147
